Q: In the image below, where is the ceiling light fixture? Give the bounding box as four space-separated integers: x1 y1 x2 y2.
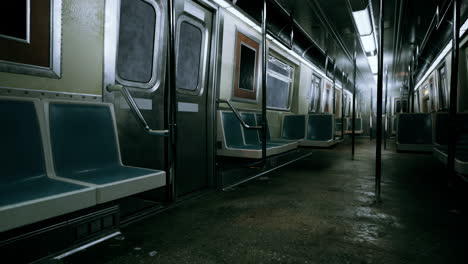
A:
352 6 378 76
352 8 373 36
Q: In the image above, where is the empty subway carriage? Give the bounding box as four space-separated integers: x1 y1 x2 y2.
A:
0 0 466 262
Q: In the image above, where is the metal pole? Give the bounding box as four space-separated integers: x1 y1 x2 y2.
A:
352 50 357 160
375 0 384 203
370 86 373 141
261 0 267 162
341 74 346 140
333 62 336 116
384 65 388 150
167 0 177 201
447 0 460 183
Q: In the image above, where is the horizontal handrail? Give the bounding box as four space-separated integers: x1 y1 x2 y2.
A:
217 99 262 130
107 84 169 137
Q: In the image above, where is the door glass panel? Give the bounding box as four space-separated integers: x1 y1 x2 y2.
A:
177 21 202 91
117 0 156 84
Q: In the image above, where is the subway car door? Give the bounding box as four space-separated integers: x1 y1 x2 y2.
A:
103 0 168 176
174 0 213 196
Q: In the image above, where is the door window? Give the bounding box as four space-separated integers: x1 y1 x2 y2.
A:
116 0 162 89
176 20 203 93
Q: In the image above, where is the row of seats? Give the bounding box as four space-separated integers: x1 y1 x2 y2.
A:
334 117 364 136
217 111 340 158
217 111 298 159
0 97 166 232
432 112 468 174
396 113 433 152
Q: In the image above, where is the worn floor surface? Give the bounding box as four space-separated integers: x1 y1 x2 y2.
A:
63 139 467 264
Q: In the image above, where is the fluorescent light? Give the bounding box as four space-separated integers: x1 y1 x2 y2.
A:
360 35 376 53
352 8 373 36
461 18 468 36
212 0 231 8
368 55 378 74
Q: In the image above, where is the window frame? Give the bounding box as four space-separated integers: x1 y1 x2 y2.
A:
115 0 165 92
265 55 295 111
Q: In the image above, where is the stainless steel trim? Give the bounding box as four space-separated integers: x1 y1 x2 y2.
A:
107 84 169 137
0 86 101 102
218 99 261 130
53 231 122 260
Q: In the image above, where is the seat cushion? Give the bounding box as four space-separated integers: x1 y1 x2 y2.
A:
0 99 48 185
59 165 163 185
282 115 306 140
0 177 95 232
307 114 333 141
49 103 122 176
397 114 432 144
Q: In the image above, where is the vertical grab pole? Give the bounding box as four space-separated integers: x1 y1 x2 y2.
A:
333 62 336 121
261 0 267 162
448 0 460 183
375 0 385 203
370 87 373 141
384 65 389 150
166 0 177 201
352 50 357 160
341 74 346 140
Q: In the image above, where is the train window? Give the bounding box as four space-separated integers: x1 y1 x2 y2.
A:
309 74 322 112
437 65 448 110
266 56 294 110
322 82 332 113
428 78 436 111
233 31 259 101
0 0 62 78
0 1 28 42
176 21 203 92
422 85 430 113
335 88 341 116
116 0 159 86
414 91 420 112
401 99 408 112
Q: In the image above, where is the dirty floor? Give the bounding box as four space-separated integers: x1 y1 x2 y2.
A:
62 139 467 264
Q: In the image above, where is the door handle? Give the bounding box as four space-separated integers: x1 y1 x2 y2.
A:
107 84 169 137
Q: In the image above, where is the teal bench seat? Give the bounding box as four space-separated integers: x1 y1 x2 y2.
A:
344 117 364 134
300 114 338 147
281 115 306 141
217 111 297 158
432 112 468 174
396 113 432 152
0 97 95 232
45 100 166 204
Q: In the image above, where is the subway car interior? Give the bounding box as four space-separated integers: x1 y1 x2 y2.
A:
1 0 468 263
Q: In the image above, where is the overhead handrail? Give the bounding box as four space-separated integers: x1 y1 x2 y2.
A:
107 84 169 137
217 99 262 130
